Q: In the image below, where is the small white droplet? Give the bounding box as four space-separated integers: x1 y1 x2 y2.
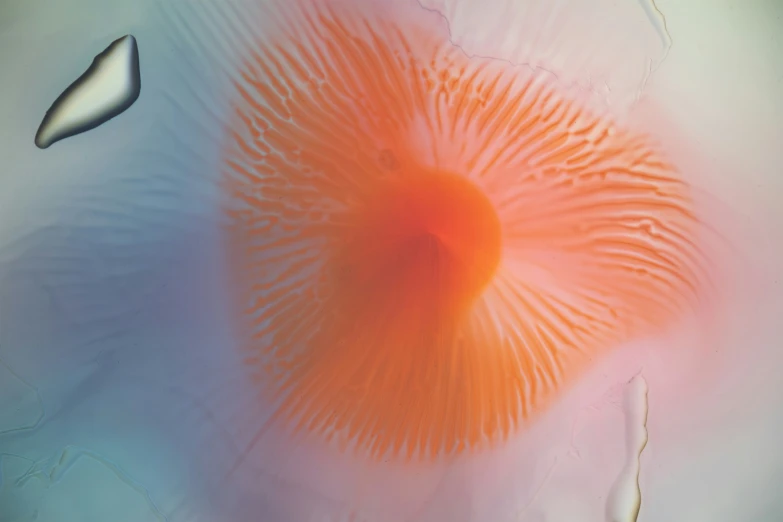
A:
35 35 141 149
606 373 649 522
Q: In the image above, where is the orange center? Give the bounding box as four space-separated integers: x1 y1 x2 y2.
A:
338 169 501 322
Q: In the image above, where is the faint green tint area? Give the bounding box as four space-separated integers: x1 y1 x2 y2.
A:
1 447 167 522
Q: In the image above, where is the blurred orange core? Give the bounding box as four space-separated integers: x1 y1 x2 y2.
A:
341 170 501 318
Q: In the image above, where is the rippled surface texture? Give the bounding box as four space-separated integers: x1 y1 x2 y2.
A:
1 0 782 521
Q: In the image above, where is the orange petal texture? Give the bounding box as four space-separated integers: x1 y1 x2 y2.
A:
221 0 709 462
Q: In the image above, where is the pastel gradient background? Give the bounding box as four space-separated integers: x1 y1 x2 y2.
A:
0 0 782 521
